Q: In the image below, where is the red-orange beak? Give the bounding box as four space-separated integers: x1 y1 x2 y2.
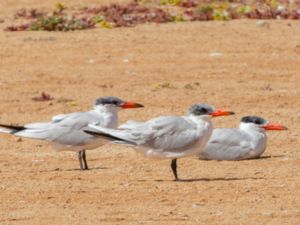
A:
261 123 288 131
210 109 235 117
120 101 144 109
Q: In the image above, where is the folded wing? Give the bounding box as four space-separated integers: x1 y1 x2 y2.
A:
0 111 105 146
199 128 253 160
89 116 204 152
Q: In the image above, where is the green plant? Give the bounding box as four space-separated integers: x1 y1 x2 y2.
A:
92 15 104 23
96 20 114 29
160 0 181 6
213 9 230 21
197 5 214 14
171 14 186 22
268 0 278 8
29 15 94 31
30 15 64 31
56 2 66 14
237 5 252 15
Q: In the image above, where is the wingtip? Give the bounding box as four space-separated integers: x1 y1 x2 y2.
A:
0 123 25 133
83 130 102 136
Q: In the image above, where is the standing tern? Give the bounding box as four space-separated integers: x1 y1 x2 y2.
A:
0 96 143 170
85 104 234 181
199 116 287 161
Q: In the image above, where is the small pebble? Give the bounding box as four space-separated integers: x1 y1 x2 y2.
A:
256 20 270 28
209 52 223 57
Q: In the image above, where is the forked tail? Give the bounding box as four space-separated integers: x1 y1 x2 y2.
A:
0 124 25 134
84 130 136 145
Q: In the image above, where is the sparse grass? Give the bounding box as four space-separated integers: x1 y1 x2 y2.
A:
29 15 95 31
159 0 182 6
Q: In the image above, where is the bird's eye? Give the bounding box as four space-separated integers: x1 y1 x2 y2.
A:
200 108 208 113
254 118 264 125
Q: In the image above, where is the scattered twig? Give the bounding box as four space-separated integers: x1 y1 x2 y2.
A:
32 92 54 101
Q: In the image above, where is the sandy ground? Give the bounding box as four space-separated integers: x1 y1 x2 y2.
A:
0 1 300 225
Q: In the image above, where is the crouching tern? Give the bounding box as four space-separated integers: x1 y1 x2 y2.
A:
199 116 287 161
85 104 234 181
0 96 143 170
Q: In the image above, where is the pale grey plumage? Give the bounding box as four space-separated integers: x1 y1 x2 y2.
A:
0 96 144 170
0 108 115 151
85 103 222 181
93 115 212 158
199 116 269 161
86 104 234 181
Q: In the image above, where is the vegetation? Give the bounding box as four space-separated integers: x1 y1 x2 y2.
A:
5 0 300 31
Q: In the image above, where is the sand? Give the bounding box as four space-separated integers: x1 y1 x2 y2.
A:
0 1 299 224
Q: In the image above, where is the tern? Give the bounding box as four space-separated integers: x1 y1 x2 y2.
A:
0 96 144 170
85 104 234 181
199 116 287 161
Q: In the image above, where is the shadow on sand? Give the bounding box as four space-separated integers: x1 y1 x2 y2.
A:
39 166 110 172
199 154 286 161
246 155 285 160
135 176 265 183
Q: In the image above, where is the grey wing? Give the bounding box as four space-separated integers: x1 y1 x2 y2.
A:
200 128 253 160
24 112 86 130
18 112 104 146
91 119 150 145
51 113 71 123
24 122 52 130
89 116 202 151
143 116 203 151
46 112 105 145
119 120 145 129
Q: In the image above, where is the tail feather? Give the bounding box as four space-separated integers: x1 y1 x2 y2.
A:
84 129 136 145
0 124 25 134
84 130 123 141
0 123 51 140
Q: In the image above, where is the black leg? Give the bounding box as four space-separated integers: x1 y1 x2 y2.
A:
82 150 89 170
78 150 84 170
171 158 179 181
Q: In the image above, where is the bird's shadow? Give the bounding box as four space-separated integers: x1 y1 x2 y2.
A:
199 155 285 161
247 155 285 160
39 166 110 173
136 176 265 183
173 177 265 183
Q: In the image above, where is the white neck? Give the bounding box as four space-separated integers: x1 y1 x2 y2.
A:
239 122 267 155
185 114 213 154
188 114 212 124
92 104 120 128
188 114 213 137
